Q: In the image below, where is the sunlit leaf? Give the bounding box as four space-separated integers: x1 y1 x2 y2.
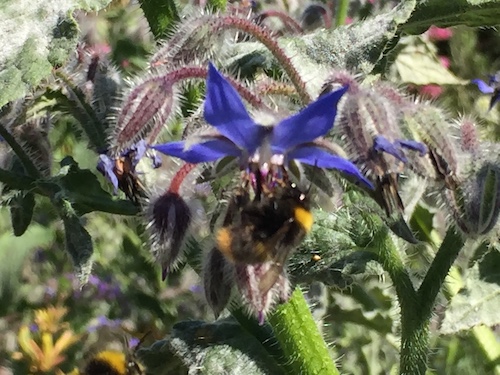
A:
392 36 467 86
441 252 500 334
0 0 112 107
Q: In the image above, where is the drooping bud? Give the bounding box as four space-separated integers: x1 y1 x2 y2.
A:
333 81 426 216
402 103 461 187
203 247 235 318
148 163 197 279
458 116 479 154
446 162 500 236
149 191 192 280
300 4 331 32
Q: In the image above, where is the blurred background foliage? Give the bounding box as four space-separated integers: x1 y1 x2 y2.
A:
0 0 500 374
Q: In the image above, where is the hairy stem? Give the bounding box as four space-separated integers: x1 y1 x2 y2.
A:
417 227 465 319
0 125 41 178
268 288 340 375
370 227 431 375
219 16 312 104
55 71 108 152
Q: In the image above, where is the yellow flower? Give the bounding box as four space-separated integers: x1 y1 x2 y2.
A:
34 306 68 333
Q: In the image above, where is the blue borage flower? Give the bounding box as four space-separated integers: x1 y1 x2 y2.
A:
97 140 162 194
373 136 427 164
472 73 500 111
152 62 373 189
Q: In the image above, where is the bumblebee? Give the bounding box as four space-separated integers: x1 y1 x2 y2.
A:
81 349 145 375
114 155 148 205
215 164 313 295
73 333 148 375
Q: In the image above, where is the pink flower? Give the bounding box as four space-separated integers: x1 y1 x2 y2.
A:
439 56 451 69
419 84 443 99
427 26 453 41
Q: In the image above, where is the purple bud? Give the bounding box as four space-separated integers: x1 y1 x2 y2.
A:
148 191 192 279
113 75 178 150
300 4 331 32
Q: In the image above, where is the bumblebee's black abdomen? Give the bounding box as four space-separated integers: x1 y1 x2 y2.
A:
84 359 124 375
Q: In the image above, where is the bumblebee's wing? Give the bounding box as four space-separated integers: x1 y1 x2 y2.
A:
258 220 293 296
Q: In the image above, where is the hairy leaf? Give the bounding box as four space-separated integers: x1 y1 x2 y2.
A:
0 0 112 107
441 251 500 334
59 199 94 286
138 318 284 375
403 0 500 34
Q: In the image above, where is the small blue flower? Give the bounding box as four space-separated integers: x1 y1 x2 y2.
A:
97 140 161 193
153 62 372 189
373 136 428 163
472 74 500 111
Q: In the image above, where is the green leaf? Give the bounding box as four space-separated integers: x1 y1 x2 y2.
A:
403 0 500 34
391 36 467 86
441 251 500 334
0 0 112 107
58 198 94 285
54 156 139 216
138 318 284 375
9 191 35 236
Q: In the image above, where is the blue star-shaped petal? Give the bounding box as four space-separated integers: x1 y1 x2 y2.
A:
152 62 373 189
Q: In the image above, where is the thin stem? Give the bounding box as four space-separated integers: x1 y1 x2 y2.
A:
220 16 312 104
0 125 41 178
268 288 340 375
417 227 465 319
335 0 350 27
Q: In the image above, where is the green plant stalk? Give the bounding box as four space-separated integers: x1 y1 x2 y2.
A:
0 125 41 178
369 227 431 375
138 0 180 39
268 288 340 375
335 0 350 26
417 227 464 318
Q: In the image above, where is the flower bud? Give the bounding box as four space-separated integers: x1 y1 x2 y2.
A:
148 191 192 280
203 247 235 318
235 262 291 325
446 162 500 236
